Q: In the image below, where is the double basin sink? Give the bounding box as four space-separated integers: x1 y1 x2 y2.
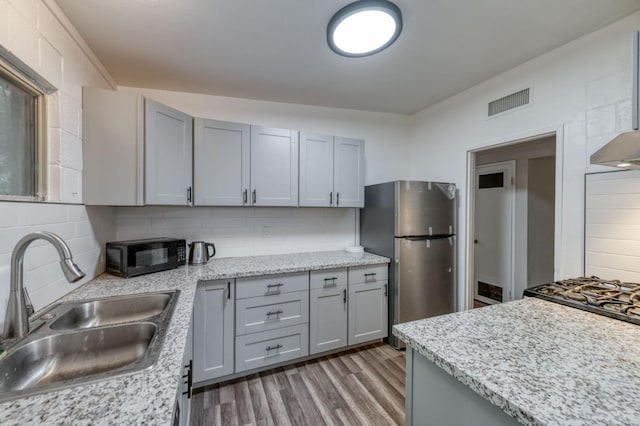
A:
0 290 179 402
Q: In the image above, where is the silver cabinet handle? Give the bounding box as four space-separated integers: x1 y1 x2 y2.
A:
267 283 283 288
243 189 248 204
266 344 283 351
187 187 192 204
384 283 388 297
252 189 256 204
336 192 339 206
266 310 283 317
343 288 347 304
227 281 231 300
323 277 338 282
364 273 377 277
329 192 333 206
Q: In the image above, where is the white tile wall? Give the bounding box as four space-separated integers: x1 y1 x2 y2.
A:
116 207 358 258
0 203 116 329
585 170 640 282
0 2 115 327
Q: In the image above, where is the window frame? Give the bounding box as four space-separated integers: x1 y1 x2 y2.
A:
0 58 48 202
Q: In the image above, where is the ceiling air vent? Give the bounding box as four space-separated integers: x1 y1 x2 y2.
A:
488 88 530 117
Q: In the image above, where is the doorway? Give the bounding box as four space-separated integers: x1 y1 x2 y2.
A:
470 135 556 307
474 161 516 304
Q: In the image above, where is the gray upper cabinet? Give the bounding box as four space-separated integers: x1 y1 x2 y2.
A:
82 87 145 205
334 137 365 208
299 132 334 207
194 119 250 206
299 134 365 208
251 126 299 206
83 89 193 206
145 99 194 206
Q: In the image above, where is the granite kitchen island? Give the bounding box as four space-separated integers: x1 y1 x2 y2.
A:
393 297 640 426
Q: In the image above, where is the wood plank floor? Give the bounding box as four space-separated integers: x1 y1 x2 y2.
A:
190 343 406 426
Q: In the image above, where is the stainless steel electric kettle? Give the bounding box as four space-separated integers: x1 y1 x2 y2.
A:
188 241 216 265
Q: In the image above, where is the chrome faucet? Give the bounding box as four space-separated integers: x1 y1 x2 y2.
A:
3 231 86 340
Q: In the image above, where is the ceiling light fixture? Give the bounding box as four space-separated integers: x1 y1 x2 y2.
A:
327 0 403 58
617 162 632 167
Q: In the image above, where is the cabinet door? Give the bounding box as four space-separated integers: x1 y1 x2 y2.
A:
348 281 388 345
178 316 193 426
310 286 348 355
250 126 299 206
193 280 234 383
145 99 193 205
194 119 250 206
82 87 144 205
299 133 334 207
334 137 365 208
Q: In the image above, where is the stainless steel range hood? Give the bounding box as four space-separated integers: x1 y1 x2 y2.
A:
590 131 640 168
590 31 640 169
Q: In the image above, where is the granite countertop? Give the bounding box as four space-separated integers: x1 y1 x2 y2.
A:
0 250 389 425
393 297 640 426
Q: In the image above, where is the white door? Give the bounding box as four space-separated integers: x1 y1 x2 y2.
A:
193 119 250 206
474 161 515 304
299 132 334 207
334 137 365 207
192 280 234 383
250 126 299 206
145 99 193 205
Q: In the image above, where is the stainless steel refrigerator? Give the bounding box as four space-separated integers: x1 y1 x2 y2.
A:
360 180 456 348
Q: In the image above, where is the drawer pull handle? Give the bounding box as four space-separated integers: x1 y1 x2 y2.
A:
267 283 284 289
266 344 283 351
364 273 377 277
324 277 338 281
266 310 283 317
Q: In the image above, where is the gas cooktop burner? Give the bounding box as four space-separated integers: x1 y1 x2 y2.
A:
524 277 640 325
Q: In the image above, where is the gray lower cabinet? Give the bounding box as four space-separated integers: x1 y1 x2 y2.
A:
235 324 309 372
235 272 309 373
348 280 388 345
309 268 348 354
193 280 234 383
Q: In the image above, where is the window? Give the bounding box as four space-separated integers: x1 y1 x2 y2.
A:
0 62 46 201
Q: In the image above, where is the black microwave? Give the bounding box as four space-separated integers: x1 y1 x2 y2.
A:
106 238 187 278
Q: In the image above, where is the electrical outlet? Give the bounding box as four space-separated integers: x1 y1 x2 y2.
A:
263 226 272 238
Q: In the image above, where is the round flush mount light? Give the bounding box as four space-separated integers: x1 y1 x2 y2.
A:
327 0 403 58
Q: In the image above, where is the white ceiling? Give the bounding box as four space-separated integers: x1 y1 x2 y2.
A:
56 0 640 114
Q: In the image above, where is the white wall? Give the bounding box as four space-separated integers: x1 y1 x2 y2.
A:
0 0 116 327
116 207 357 258
409 11 640 310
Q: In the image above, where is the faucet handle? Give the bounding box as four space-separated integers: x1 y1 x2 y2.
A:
23 287 34 317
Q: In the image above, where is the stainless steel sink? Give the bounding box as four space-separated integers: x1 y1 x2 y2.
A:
49 293 171 330
0 290 179 402
0 323 156 393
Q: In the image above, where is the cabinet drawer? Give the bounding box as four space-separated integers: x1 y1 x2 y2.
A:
310 268 347 290
348 264 388 285
235 324 309 372
236 290 309 336
236 272 309 299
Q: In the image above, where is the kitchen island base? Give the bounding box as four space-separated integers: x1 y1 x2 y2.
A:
405 348 519 426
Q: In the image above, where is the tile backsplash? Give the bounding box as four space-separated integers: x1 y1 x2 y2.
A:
116 206 358 258
0 202 115 329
